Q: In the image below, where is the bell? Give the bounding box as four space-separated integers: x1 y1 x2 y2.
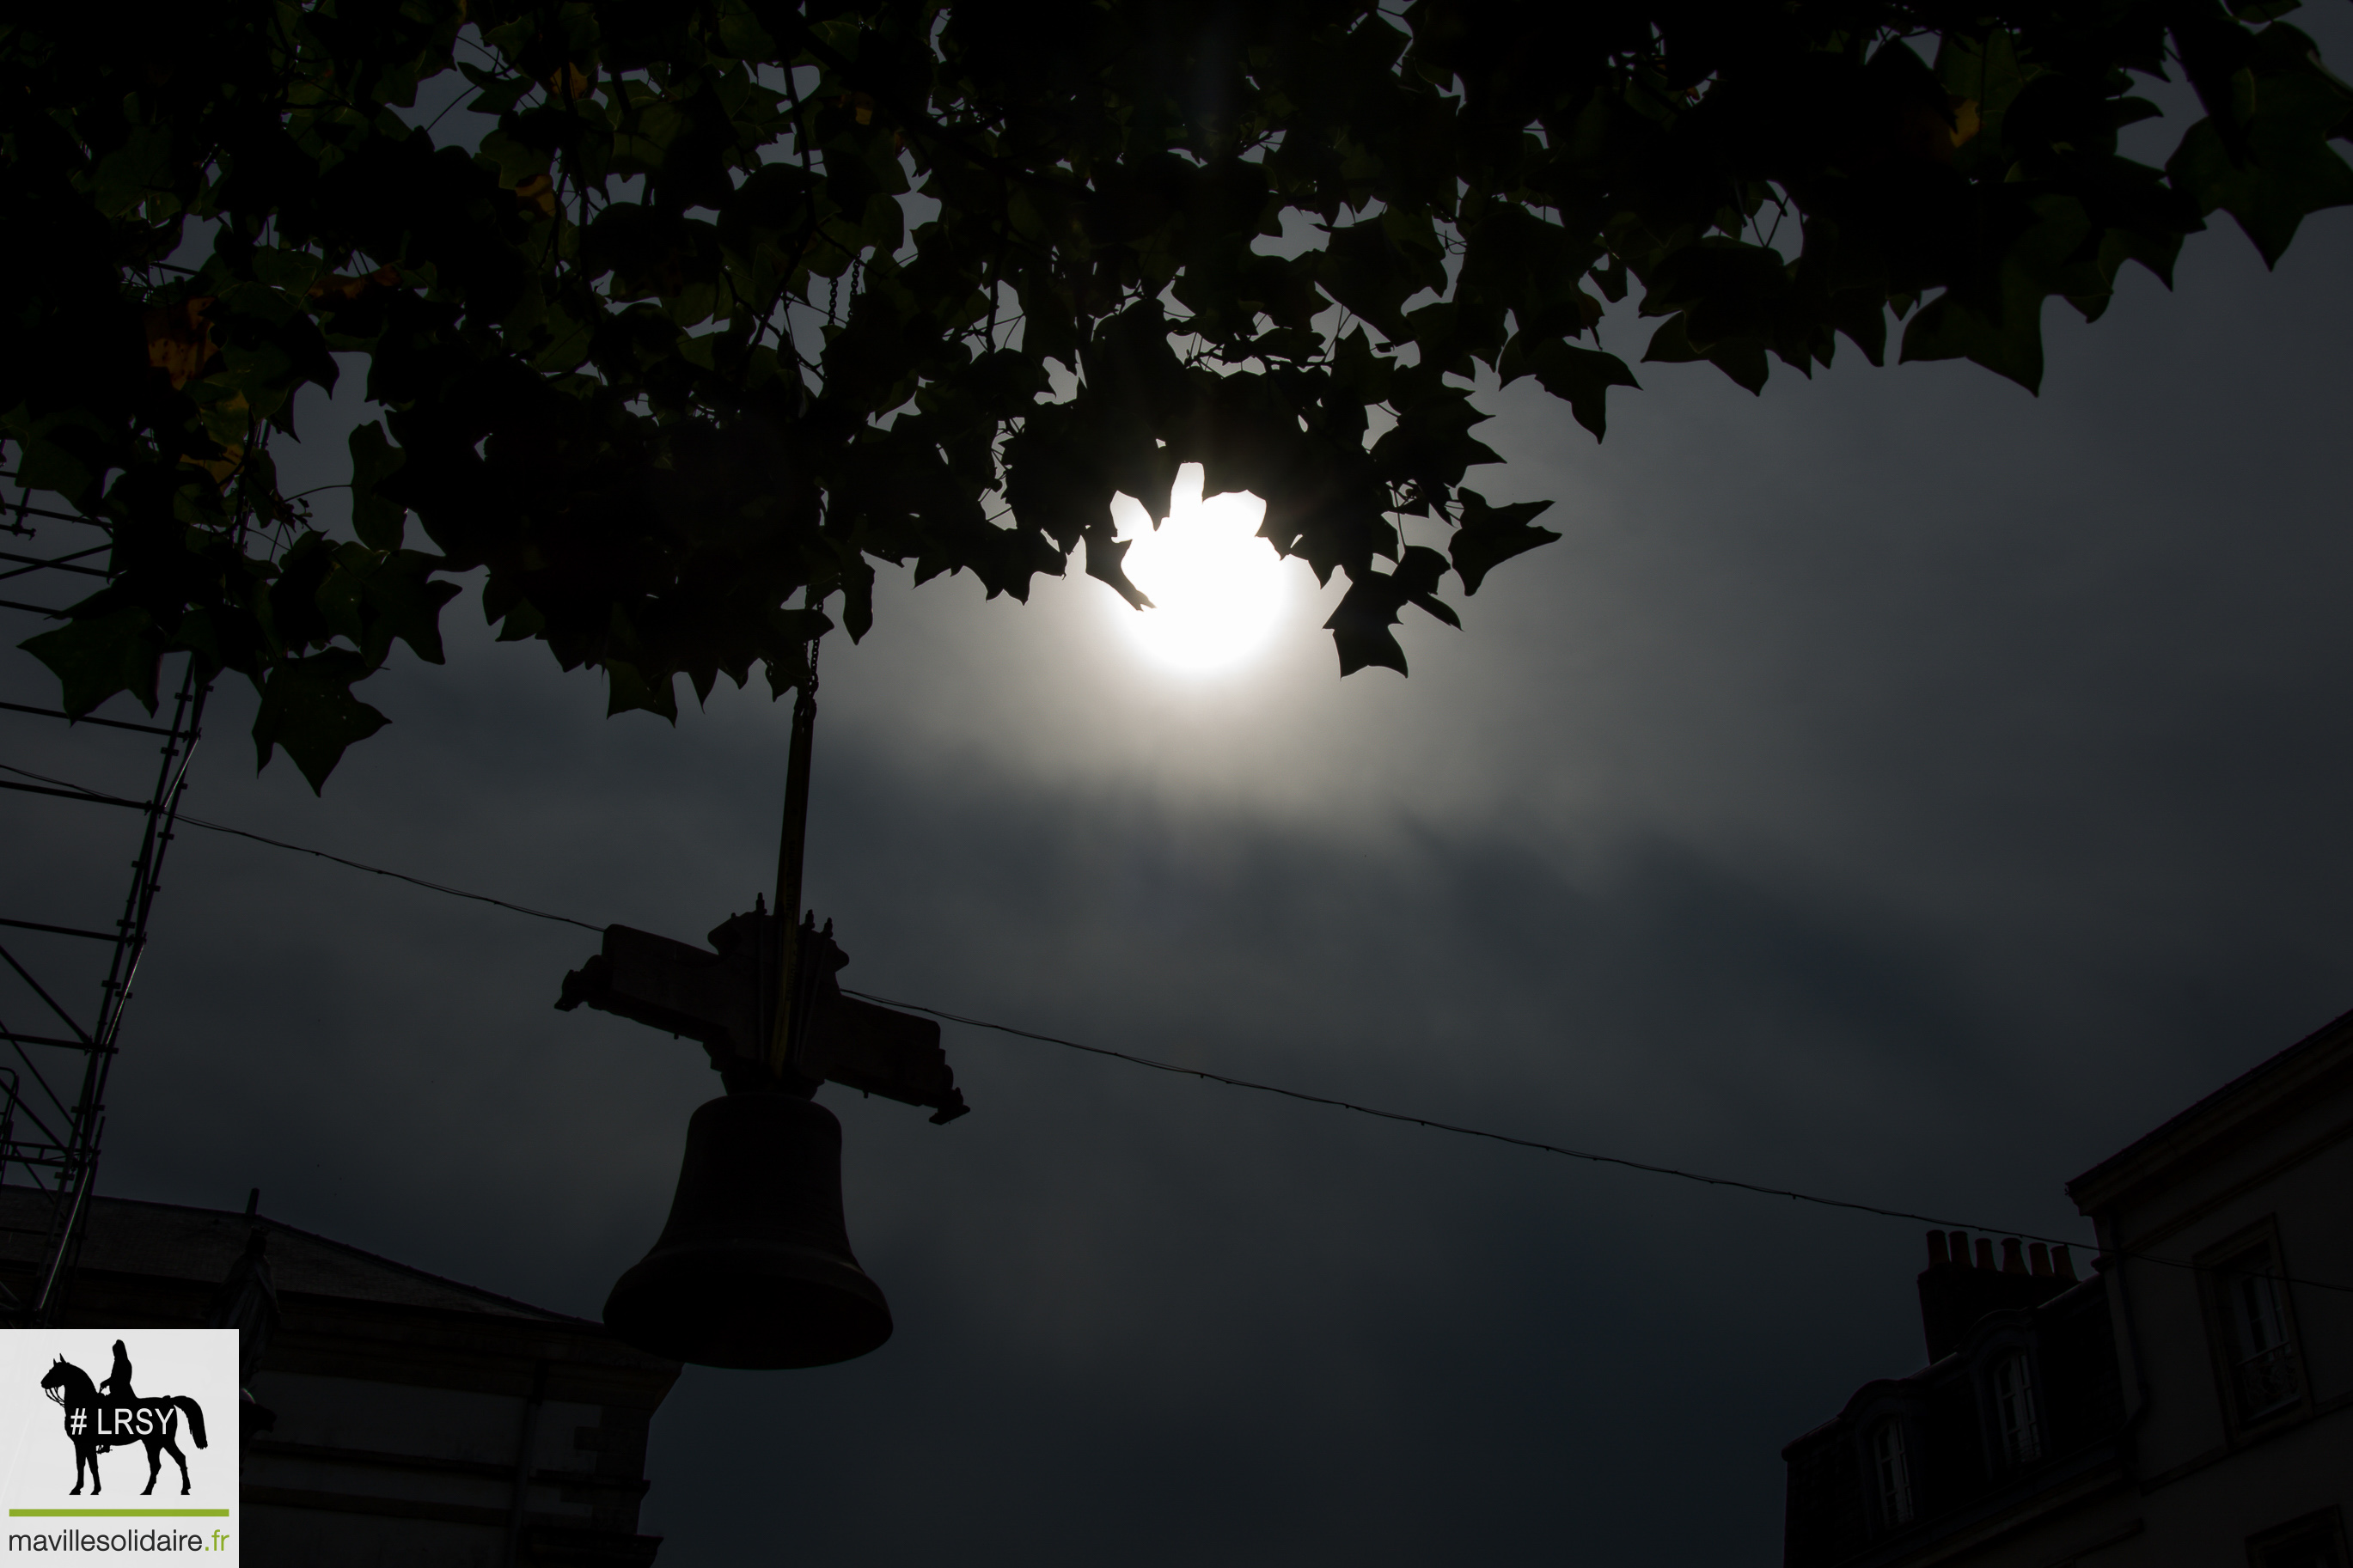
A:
604 1091 892 1369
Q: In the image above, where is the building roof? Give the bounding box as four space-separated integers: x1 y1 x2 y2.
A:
2066 1003 2353 1214
0 1188 582 1323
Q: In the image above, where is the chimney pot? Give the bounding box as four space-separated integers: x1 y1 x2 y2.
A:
2030 1242 2051 1277
2053 1244 2077 1282
1974 1236 1997 1271
2002 1237 2027 1275
1928 1230 1951 1267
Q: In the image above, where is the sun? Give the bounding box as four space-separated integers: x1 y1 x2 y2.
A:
1109 465 1287 672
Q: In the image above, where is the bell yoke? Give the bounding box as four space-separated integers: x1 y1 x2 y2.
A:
554 657 967 1370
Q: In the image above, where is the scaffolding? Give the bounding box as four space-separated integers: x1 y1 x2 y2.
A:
0 476 209 1325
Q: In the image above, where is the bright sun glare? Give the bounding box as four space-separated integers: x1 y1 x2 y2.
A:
1109 464 1286 673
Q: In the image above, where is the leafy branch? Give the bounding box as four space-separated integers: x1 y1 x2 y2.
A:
2 0 2346 787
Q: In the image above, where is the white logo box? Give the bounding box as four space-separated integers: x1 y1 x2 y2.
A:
0 1329 239 1564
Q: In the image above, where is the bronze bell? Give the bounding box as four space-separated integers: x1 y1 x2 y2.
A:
604 1090 892 1369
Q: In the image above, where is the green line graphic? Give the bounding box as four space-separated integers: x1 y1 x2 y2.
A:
9 1508 230 1516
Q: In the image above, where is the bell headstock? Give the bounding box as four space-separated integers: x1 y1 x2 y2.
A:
555 911 968 1122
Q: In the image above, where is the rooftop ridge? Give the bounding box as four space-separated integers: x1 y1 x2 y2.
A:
0 1189 592 1326
2066 1003 2353 1207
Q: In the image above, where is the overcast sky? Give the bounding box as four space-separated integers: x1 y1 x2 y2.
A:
7 53 2353 1564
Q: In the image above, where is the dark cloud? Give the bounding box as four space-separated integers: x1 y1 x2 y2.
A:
5 124 2351 1564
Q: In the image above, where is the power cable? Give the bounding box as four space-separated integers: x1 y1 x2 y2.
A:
840 985 2092 1242
878 1018 2353 1295
0 763 603 933
6 755 2347 1294
866 995 2351 1295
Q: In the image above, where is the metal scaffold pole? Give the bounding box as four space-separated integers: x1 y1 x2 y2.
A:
0 470 211 1325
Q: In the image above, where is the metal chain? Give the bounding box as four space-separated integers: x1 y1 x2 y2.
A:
804 587 823 700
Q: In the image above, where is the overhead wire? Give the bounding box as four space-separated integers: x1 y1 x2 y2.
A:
838 985 2096 1244
835 989 2350 1296
3 753 2347 1295
0 762 603 933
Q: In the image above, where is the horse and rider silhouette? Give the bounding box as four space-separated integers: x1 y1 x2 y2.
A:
37 1340 208 1496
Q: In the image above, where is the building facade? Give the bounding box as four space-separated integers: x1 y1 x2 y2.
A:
1782 1009 2353 1568
0 1191 679 1566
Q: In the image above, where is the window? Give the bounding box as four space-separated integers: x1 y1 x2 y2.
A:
2246 1508 2346 1568
1992 1353 2041 1466
1870 1419 1914 1528
2213 1242 2301 1424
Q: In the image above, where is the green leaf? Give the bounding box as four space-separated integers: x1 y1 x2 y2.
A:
1083 300 1194 430
252 651 391 793
370 552 460 667
603 658 680 722
2166 46 2353 266
89 124 173 219
1084 523 1152 610
1371 377 1504 495
19 607 160 717
1323 576 1410 677
1317 217 1445 339
1900 194 2092 391
715 0 779 59
1322 546 1458 676
1450 491 1561 595
1643 314 1769 396
1936 27 2031 152
465 75 535 117
319 546 460 668
1503 339 1641 440
347 422 408 551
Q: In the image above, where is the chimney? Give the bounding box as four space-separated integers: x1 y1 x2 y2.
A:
1917 1229 2074 1362
2030 1242 2051 1277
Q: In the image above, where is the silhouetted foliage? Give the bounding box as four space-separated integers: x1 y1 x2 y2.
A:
4 2 2347 785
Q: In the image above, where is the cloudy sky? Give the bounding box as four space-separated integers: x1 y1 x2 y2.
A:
8 45 2353 1564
